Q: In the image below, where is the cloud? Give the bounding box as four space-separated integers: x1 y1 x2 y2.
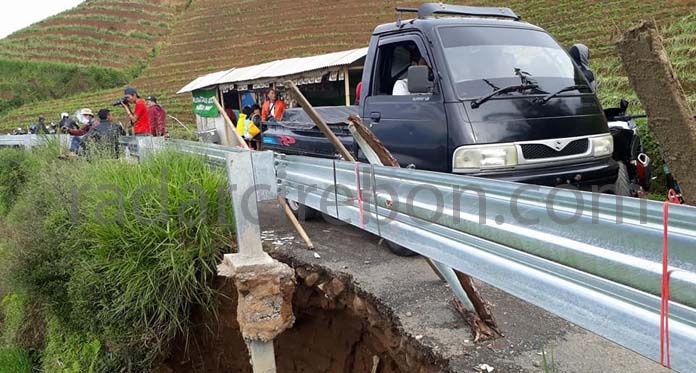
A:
0 0 84 39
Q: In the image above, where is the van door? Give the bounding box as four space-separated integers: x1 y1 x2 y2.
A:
362 34 448 172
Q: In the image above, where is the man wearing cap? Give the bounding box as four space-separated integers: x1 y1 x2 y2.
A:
82 109 126 158
122 87 150 135
146 96 167 137
67 108 96 155
59 112 78 132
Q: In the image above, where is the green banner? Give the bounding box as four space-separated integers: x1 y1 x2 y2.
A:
192 89 219 117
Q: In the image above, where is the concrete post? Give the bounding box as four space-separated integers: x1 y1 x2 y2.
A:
218 151 296 373
617 20 696 204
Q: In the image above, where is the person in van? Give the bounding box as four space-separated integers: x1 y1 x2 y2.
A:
393 55 429 96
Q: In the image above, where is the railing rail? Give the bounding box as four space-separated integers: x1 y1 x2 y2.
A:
2 134 694 371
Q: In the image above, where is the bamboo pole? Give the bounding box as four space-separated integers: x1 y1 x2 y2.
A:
278 197 314 250
212 96 247 149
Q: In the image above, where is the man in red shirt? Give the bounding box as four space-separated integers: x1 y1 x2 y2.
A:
146 96 167 137
122 87 150 135
261 88 286 121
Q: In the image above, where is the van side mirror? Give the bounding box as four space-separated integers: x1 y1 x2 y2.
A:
407 65 433 94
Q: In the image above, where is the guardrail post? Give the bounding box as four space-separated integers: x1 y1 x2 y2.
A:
218 151 296 373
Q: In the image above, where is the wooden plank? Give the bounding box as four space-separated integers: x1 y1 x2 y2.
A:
218 87 232 145
348 114 501 340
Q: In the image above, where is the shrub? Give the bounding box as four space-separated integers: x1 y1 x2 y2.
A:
0 59 128 115
42 318 109 373
5 149 234 370
1 293 26 346
65 151 234 368
0 346 32 373
0 148 37 215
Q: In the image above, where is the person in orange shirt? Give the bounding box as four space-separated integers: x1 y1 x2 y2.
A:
261 88 286 121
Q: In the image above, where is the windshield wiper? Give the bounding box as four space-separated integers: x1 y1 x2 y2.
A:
534 85 589 105
471 84 539 109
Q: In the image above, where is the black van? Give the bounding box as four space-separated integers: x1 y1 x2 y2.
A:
263 3 619 190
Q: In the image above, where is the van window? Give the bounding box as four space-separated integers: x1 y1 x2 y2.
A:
373 40 428 96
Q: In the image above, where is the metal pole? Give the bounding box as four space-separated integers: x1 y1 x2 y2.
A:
343 67 351 106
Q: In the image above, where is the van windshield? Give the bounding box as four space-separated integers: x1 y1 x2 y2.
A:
437 26 589 99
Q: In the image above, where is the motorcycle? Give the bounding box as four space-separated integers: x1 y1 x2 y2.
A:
604 99 683 203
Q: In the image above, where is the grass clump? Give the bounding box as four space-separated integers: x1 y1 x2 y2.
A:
0 346 32 373
1 148 234 370
0 148 37 215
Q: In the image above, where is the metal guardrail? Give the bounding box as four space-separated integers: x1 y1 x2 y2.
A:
274 154 696 372
3 135 695 371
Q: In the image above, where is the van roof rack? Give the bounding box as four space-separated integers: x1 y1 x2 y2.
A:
396 3 520 21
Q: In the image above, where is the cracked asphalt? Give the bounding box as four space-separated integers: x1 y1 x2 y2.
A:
259 201 669 373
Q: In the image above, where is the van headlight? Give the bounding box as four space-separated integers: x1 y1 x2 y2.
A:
453 144 518 172
591 134 614 157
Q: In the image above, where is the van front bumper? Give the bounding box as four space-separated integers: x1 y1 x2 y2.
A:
465 158 619 191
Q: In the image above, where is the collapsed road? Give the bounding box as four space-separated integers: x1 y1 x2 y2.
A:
165 200 671 373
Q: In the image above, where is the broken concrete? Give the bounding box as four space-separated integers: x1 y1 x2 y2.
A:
218 252 296 342
617 20 696 203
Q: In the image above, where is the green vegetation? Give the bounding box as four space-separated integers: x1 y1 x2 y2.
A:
541 345 557 373
0 59 129 117
0 146 234 370
0 346 32 373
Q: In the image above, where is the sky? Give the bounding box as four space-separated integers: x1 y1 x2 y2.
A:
0 0 84 39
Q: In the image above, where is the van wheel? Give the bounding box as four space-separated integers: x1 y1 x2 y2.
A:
614 162 631 196
385 240 418 257
286 199 317 221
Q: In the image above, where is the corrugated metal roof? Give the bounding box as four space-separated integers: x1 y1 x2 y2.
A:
177 70 232 94
177 47 367 94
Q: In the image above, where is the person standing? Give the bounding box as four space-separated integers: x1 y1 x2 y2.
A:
30 115 49 134
81 109 126 158
59 112 78 132
261 88 286 121
569 44 596 92
67 108 96 155
122 87 150 136
146 96 167 137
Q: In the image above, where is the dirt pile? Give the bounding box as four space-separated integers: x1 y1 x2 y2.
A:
162 253 447 373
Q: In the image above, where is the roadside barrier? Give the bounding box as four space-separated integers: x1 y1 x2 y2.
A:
2 134 695 371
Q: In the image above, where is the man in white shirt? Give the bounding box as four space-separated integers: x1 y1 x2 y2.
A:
393 57 429 96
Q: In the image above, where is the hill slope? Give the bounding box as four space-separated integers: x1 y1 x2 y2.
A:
2 0 696 133
0 0 185 70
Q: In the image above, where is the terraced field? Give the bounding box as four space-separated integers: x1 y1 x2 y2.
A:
0 0 185 70
2 0 696 133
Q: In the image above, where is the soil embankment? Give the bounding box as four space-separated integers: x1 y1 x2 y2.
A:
163 253 446 372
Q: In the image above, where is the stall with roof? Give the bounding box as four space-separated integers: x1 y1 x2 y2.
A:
177 48 367 145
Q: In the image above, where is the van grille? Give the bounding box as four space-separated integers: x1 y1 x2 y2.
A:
521 138 589 159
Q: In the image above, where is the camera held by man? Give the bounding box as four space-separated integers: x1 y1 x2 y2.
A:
118 87 150 136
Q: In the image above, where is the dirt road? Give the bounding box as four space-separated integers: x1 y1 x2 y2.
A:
259 201 669 373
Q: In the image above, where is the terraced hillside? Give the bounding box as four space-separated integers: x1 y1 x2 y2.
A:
0 0 186 121
0 0 185 70
2 0 696 134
